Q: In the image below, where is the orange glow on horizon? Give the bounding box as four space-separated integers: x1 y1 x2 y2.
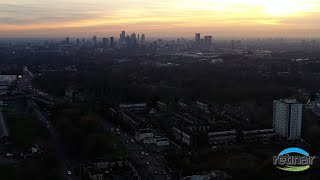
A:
0 0 320 37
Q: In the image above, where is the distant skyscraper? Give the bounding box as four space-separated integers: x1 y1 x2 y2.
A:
131 33 137 47
126 35 131 48
120 31 126 43
273 99 302 140
141 34 146 44
204 36 213 49
66 37 70 44
102 38 109 48
92 35 97 46
110 37 115 48
131 33 136 40
138 34 140 43
195 33 200 43
76 39 80 45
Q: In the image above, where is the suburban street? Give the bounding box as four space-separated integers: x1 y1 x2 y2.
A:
99 119 173 180
20 66 65 102
20 66 173 180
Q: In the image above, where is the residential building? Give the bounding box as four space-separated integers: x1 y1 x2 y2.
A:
156 101 167 112
142 136 170 146
196 101 210 113
172 127 191 146
175 113 210 132
155 137 170 146
243 129 275 143
207 130 237 145
178 101 189 111
143 137 155 144
119 103 146 111
211 59 224 63
273 99 302 140
135 128 153 141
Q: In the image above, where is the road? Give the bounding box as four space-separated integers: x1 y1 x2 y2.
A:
21 66 173 180
19 66 65 103
20 66 75 180
99 118 173 180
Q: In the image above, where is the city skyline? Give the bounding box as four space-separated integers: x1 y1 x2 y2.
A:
1 0 320 38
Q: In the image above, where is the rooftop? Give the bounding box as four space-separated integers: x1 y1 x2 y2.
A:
243 129 275 135
119 103 147 109
137 128 153 134
208 130 237 136
276 99 300 104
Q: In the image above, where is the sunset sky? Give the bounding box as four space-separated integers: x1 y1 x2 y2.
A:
1 0 320 38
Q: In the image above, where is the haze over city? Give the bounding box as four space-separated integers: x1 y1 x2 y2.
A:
2 1 320 180
1 0 320 38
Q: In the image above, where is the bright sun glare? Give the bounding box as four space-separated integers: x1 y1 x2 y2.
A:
179 0 314 17
262 0 312 16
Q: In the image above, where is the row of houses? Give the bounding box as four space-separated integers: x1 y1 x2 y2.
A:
109 102 275 149
108 104 171 147
173 127 275 146
135 128 170 146
157 100 210 113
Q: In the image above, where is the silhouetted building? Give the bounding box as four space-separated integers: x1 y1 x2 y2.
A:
204 36 213 49
102 38 109 48
131 33 137 48
110 37 115 48
195 33 200 43
92 35 97 46
141 34 146 44
126 35 131 48
120 31 126 43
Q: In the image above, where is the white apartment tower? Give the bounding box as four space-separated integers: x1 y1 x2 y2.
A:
273 99 302 140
